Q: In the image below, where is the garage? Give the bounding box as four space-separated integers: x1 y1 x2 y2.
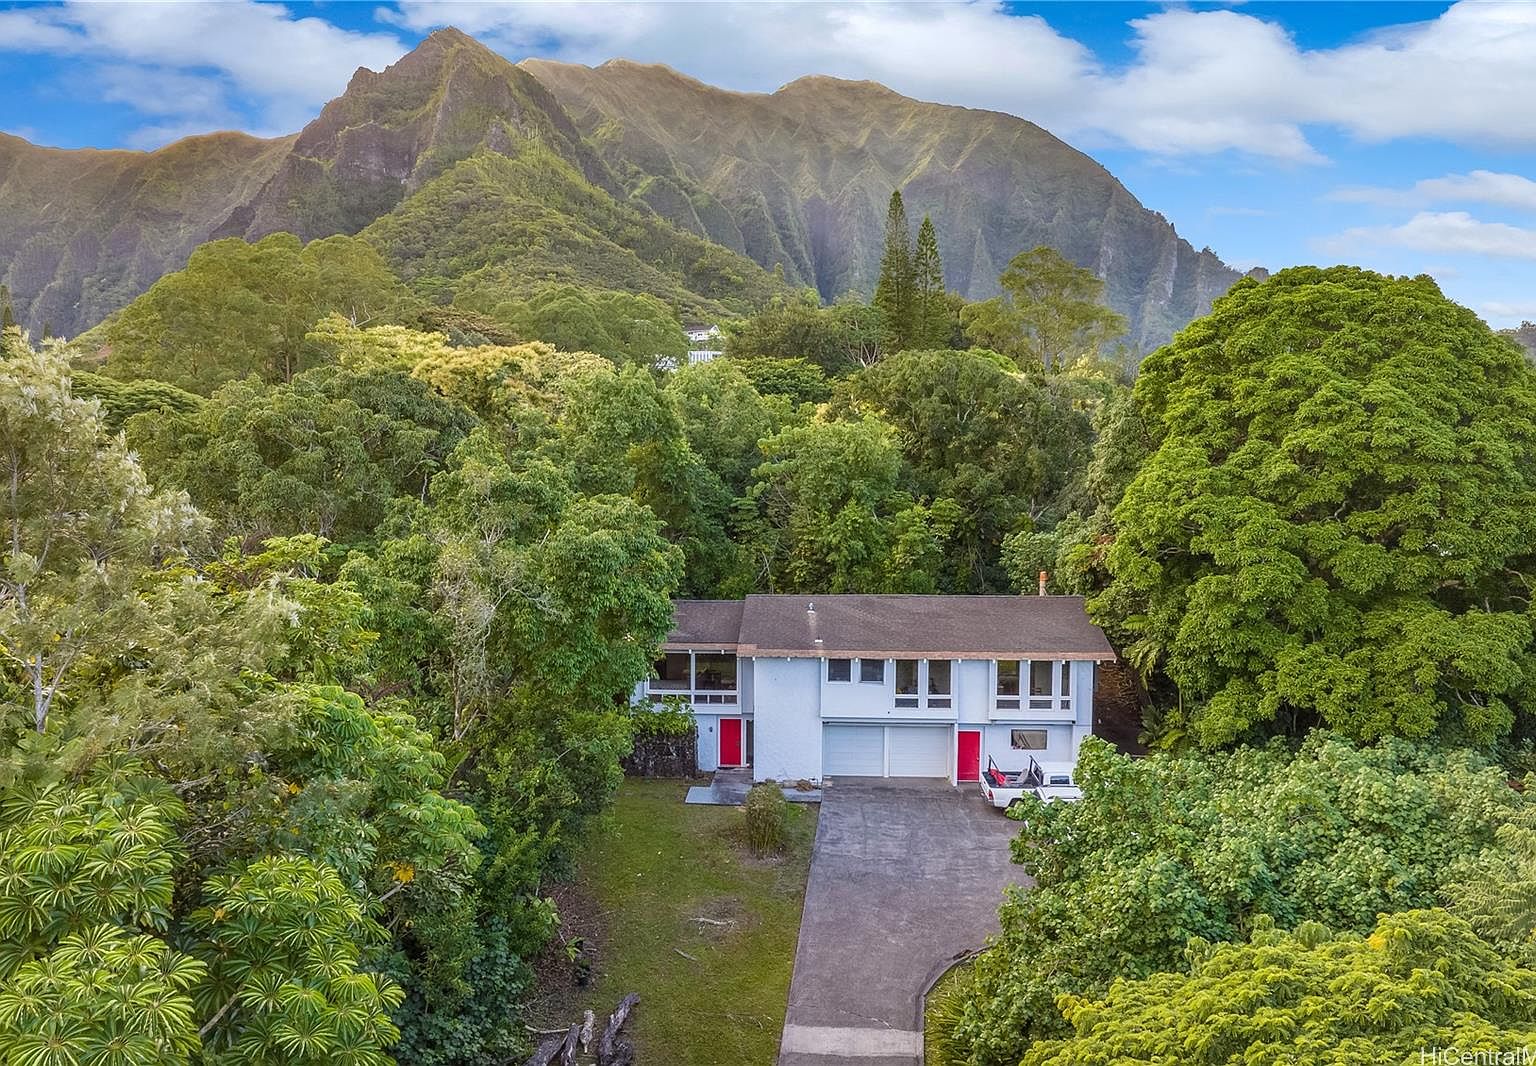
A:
822 724 884 776
821 724 950 778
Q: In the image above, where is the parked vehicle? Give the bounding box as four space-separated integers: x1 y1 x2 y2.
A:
980 756 1082 809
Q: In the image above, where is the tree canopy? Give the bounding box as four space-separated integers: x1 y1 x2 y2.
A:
1097 266 1536 747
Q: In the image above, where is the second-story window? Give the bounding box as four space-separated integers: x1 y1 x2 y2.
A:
996 660 1021 709
928 660 952 708
827 658 851 682
860 658 886 684
653 652 689 691
895 659 919 707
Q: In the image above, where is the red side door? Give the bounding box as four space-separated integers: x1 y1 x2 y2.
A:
720 718 743 766
957 730 981 782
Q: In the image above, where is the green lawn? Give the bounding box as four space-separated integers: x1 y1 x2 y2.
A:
534 778 818 1065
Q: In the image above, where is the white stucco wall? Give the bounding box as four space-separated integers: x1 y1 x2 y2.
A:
981 723 1075 775
956 660 990 723
694 713 721 772
752 657 822 782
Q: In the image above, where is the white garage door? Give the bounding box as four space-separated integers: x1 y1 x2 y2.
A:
823 725 884 776
887 726 949 778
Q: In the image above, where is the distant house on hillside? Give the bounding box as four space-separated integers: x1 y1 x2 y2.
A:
632 594 1115 784
684 323 721 344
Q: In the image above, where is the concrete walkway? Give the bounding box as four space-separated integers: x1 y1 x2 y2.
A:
778 778 1023 1065
685 768 823 805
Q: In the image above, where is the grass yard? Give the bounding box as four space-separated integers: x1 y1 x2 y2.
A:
529 778 818 1065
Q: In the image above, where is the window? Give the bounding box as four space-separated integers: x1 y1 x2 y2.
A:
860 658 886 684
653 652 689 690
1010 729 1049 750
996 660 1020 697
927 660 952 695
827 658 851 683
694 652 736 691
1030 659 1054 697
894 659 919 707
1060 661 1071 697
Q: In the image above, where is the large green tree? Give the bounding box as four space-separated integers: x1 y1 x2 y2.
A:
842 348 1098 590
946 733 1531 1066
1098 267 1536 747
97 234 416 394
960 246 1126 369
486 284 688 368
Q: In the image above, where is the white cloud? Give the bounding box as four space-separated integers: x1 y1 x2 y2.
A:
1330 171 1536 212
1482 300 1536 320
1318 212 1536 261
0 1 406 146
390 0 1536 163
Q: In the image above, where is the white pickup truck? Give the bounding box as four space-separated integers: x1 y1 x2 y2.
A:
979 756 1083 809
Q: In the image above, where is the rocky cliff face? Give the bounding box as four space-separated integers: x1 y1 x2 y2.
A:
522 59 1244 355
218 28 611 244
0 131 291 337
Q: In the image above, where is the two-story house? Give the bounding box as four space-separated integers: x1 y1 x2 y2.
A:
633 594 1117 784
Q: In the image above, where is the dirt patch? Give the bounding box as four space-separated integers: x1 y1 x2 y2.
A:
523 876 609 1030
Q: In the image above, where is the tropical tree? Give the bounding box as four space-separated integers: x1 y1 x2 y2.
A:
946 733 1531 1065
1098 266 1536 747
960 246 1126 369
842 348 1098 589
0 766 205 1066
190 856 403 1065
1018 910 1536 1066
488 284 688 368
0 342 201 737
98 234 416 393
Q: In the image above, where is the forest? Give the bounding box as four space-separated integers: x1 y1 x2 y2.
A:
5 182 1536 1066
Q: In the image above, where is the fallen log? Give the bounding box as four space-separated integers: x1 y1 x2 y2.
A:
597 993 640 1066
523 1032 565 1066
557 1023 580 1066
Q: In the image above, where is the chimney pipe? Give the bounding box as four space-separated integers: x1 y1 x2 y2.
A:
1038 571 1048 596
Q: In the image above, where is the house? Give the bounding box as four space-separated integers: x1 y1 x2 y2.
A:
684 323 722 344
633 594 1116 784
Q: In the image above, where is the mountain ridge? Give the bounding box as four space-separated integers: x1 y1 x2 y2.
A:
3 26 1244 350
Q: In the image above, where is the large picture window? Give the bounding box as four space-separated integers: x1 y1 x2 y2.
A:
653 652 689 690
694 652 736 691
1010 729 1049 750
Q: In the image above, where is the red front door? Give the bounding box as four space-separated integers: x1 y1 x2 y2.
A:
720 718 743 766
957 730 981 782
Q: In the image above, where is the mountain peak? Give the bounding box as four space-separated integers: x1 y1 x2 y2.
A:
212 26 608 244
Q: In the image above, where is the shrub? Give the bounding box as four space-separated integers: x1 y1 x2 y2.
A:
629 697 696 740
743 783 789 856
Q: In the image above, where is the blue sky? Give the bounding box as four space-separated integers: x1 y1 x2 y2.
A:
2 0 1534 327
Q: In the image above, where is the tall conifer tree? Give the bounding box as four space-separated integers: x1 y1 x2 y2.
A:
912 216 949 348
873 190 915 353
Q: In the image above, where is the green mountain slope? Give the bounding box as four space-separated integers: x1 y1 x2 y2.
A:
521 59 1244 354
361 144 785 317
0 130 292 336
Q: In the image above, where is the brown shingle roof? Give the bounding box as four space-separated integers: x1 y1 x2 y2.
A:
664 595 1116 660
666 599 746 648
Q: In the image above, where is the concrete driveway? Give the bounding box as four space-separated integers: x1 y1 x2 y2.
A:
778 778 1024 1066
